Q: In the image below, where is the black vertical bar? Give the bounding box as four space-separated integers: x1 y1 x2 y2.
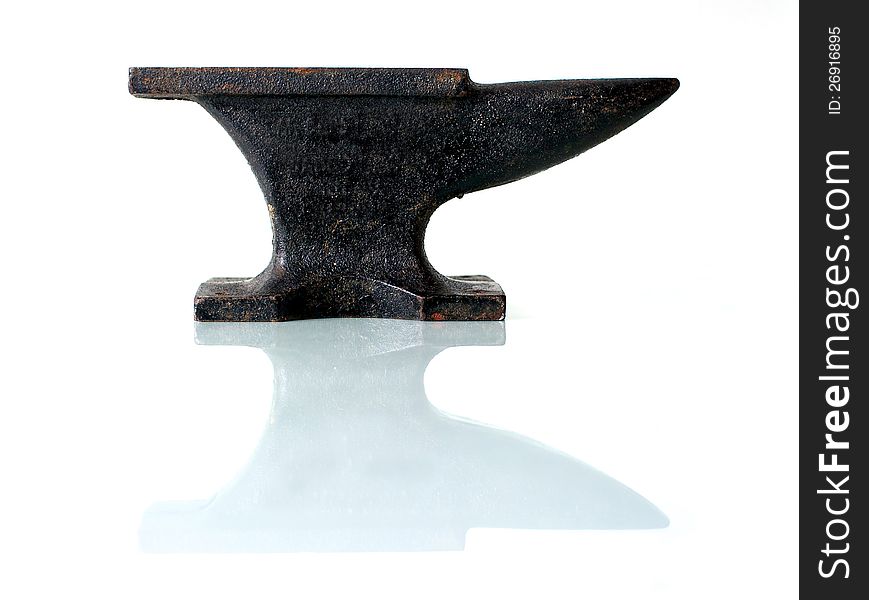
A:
800 2 864 597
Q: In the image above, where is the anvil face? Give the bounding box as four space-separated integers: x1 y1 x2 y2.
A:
130 68 678 321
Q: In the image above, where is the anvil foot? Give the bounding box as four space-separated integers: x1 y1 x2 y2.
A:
194 275 505 322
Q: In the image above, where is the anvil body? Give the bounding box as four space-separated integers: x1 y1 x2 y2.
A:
130 68 678 321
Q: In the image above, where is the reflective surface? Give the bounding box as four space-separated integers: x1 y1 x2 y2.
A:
141 319 667 552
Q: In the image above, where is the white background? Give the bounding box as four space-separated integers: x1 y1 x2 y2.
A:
1 1 797 598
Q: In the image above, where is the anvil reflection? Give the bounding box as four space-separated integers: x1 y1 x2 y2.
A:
139 319 667 552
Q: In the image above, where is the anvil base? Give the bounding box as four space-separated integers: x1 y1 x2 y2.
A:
194 275 505 322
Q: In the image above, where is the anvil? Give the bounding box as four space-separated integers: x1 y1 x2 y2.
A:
130 68 678 321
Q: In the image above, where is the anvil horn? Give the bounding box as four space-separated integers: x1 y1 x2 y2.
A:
130 68 679 322
453 77 680 195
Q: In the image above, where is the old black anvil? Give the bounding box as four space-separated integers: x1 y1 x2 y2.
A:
130 68 678 321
